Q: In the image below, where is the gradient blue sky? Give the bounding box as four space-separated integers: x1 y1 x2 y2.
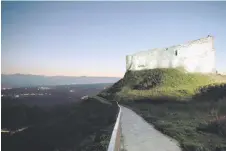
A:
2 1 226 77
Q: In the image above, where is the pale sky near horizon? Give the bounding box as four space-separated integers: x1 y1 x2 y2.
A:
2 1 226 77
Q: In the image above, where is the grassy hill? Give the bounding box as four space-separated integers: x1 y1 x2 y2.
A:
99 68 226 151
99 68 225 101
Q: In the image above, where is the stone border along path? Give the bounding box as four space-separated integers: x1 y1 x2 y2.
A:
120 106 182 151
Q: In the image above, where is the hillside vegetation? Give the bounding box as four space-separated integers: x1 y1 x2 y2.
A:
2 97 119 151
99 68 226 151
99 68 225 101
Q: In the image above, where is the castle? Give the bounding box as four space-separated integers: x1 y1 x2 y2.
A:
126 35 216 73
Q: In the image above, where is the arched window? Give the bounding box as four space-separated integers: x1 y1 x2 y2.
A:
175 50 178 56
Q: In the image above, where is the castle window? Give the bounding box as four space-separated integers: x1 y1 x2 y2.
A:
138 65 145 68
175 50 178 56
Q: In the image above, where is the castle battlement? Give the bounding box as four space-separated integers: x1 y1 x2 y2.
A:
126 35 215 73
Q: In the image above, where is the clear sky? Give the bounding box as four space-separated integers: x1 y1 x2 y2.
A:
2 1 226 77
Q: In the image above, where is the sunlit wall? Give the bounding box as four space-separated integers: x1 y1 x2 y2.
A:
126 36 215 73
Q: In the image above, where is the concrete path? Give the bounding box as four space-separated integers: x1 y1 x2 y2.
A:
120 106 181 151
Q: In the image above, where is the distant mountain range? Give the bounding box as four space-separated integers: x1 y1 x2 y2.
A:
1 74 121 88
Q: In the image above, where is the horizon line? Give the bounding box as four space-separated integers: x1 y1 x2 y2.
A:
1 73 123 78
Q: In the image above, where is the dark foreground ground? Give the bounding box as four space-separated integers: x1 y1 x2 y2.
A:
2 84 118 151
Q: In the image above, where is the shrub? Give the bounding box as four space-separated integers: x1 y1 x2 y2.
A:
198 117 226 137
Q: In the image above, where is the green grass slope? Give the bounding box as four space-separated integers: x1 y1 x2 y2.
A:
99 68 225 101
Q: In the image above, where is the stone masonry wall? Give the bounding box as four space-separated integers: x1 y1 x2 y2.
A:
126 36 215 73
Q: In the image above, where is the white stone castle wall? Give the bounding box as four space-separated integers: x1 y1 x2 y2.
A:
126 36 215 73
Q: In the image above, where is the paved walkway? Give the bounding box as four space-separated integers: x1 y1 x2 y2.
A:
120 106 181 151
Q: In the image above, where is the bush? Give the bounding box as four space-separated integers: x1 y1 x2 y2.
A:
198 117 226 137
